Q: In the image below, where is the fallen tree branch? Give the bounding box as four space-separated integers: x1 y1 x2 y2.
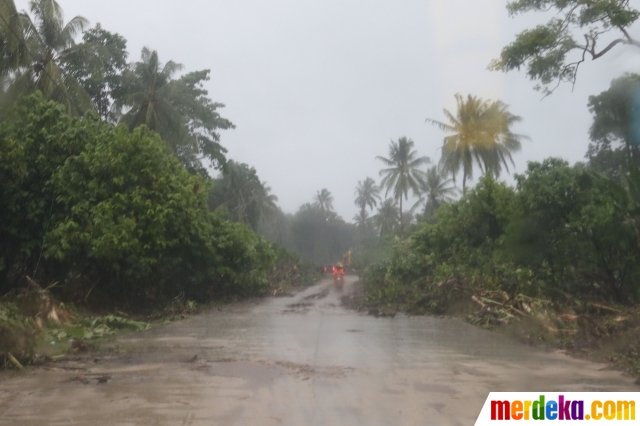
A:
471 295 486 309
7 353 23 370
589 303 620 313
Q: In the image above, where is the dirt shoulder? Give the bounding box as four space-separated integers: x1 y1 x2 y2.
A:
345 279 640 383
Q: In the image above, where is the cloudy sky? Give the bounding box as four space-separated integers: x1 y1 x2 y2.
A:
16 0 640 219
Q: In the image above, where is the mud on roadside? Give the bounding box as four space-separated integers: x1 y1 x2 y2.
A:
348 278 640 383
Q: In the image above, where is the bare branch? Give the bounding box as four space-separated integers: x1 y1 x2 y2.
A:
619 25 632 40
570 35 589 91
590 38 627 58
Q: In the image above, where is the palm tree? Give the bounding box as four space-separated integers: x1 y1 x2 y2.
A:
4 0 96 114
115 48 234 169
353 209 369 229
479 100 527 178
354 177 380 218
116 47 185 149
209 161 276 231
313 188 334 213
0 0 27 75
375 199 400 237
254 181 278 221
412 166 458 219
376 137 430 234
426 94 526 190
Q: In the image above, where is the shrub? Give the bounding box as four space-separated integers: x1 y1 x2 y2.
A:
0 94 275 307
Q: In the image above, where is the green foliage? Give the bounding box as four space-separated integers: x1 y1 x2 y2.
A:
313 188 335 214
362 164 640 312
0 300 36 364
0 0 235 172
266 245 320 294
377 137 429 231
412 166 458 219
290 204 355 265
491 0 640 94
427 94 525 189
65 24 128 122
511 159 639 301
374 199 400 237
3 0 97 115
363 176 517 311
0 0 27 75
350 235 393 271
257 207 296 249
586 74 640 182
116 48 234 172
209 161 278 231
0 94 87 287
0 94 275 305
354 177 381 216
589 73 640 147
49 315 149 341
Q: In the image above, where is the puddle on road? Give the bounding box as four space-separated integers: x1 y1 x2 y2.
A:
0 277 637 426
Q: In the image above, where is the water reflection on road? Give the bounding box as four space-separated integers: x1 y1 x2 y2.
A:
0 276 636 426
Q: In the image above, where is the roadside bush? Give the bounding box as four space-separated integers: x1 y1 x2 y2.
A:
0 301 36 366
0 94 275 307
362 164 640 312
265 245 320 295
510 159 640 302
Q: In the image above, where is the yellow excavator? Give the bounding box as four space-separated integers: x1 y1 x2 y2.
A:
342 250 351 268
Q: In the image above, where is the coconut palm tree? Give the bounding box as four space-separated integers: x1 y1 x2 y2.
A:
208 161 277 231
375 199 400 237
5 0 96 114
115 48 234 169
376 137 430 234
0 0 27 75
115 47 185 147
255 181 278 221
426 94 526 190
480 100 528 177
354 177 380 218
353 209 369 229
412 166 458 219
313 188 334 213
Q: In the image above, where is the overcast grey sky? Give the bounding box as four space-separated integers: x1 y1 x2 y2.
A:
16 0 640 219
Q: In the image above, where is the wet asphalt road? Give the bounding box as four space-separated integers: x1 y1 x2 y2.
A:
0 276 637 425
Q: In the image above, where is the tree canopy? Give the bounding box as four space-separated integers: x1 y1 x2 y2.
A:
3 0 97 115
0 94 274 302
412 166 458 219
490 0 640 94
208 160 278 231
581 73 640 185
375 199 400 237
427 94 525 190
354 177 381 216
377 137 429 233
116 48 234 172
65 23 128 121
313 188 335 214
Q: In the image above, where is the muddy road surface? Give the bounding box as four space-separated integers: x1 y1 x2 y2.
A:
1 276 637 425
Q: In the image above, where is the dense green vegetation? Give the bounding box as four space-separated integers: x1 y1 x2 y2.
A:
2 0 640 375
362 161 640 308
0 94 275 305
349 1 640 373
0 0 323 367
490 0 640 95
358 83 640 312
